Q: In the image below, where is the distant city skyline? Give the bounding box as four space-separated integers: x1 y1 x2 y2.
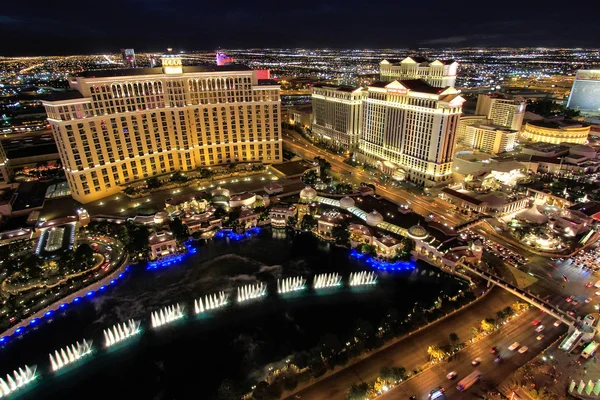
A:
1 0 599 55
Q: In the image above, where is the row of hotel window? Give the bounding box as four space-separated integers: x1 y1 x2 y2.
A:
69 145 281 195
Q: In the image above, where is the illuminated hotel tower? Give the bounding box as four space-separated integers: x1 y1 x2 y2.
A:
311 84 364 150
358 80 465 186
379 57 458 88
42 56 282 203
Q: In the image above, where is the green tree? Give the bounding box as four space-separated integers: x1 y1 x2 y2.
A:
449 332 460 347
146 177 161 189
390 366 406 382
213 207 228 220
168 217 189 241
302 170 318 185
124 221 150 258
427 345 446 361
73 243 95 268
331 222 350 246
287 215 298 227
313 156 331 177
347 382 370 400
301 214 317 231
481 318 496 332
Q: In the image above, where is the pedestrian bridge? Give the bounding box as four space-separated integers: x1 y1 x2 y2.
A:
459 262 576 326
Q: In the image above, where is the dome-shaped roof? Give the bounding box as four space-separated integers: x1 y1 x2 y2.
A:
366 210 384 226
211 186 230 197
300 186 317 201
339 196 355 209
407 223 428 240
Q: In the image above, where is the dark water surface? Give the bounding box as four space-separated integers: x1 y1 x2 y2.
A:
1 229 466 399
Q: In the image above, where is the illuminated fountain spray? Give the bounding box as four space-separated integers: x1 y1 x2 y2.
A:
194 291 228 314
237 282 266 303
150 303 184 328
0 365 37 398
349 271 377 286
313 273 342 289
103 319 141 348
277 276 307 294
49 339 93 372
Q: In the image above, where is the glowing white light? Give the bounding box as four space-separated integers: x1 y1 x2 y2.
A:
277 276 307 294
103 319 141 348
237 282 267 303
49 340 93 372
313 272 342 289
0 365 37 398
349 271 377 287
194 291 228 314
150 304 184 328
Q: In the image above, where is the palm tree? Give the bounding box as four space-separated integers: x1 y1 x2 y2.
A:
427 345 445 361
449 332 460 350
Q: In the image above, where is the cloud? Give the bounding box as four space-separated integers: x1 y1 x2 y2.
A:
0 15 19 24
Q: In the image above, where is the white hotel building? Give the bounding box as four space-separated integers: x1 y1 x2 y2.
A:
311 85 364 149
42 57 282 203
358 80 465 186
379 57 459 88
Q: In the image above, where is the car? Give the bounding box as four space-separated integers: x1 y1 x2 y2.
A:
494 356 502 363
490 347 498 354
471 357 482 366
566 297 573 303
446 371 457 380
532 319 542 326
568 310 576 316
535 325 545 333
429 387 445 399
518 346 529 354
573 300 580 306
537 335 545 341
508 342 520 351
586 298 592 303
409 396 417 400
596 291 600 296
586 282 593 288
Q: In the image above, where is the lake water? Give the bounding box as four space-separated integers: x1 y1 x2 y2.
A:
1 228 467 399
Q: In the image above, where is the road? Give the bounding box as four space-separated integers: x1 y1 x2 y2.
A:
378 310 566 400
282 130 466 226
288 289 529 400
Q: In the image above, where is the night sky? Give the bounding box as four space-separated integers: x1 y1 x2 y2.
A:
1 0 599 55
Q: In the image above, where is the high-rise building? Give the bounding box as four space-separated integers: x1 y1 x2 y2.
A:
311 85 364 150
379 57 459 88
463 124 517 154
42 56 282 203
358 80 464 186
120 49 136 68
567 70 600 112
456 115 492 144
475 94 526 131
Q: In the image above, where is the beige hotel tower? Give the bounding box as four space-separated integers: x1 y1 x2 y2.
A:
42 56 282 203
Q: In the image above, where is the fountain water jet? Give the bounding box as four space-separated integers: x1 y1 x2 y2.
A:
313 272 342 289
103 319 141 348
150 303 184 328
49 339 93 372
0 365 36 398
349 271 377 286
237 282 266 303
194 291 228 314
277 276 307 294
